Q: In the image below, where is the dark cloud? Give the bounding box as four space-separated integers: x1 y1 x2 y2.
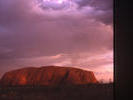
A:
74 0 113 25
74 0 113 10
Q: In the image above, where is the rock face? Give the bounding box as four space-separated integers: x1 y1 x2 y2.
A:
0 66 98 86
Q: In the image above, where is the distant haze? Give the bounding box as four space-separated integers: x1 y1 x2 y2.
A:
0 0 113 82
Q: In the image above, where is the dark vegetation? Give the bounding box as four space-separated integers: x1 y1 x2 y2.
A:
0 83 113 100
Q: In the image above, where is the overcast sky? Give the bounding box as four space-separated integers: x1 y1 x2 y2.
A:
0 0 113 82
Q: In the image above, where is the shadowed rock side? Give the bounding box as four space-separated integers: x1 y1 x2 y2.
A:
0 66 98 86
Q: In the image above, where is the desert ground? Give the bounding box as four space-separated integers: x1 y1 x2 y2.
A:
0 83 113 100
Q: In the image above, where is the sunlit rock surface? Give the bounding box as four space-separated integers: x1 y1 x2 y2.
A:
0 66 98 86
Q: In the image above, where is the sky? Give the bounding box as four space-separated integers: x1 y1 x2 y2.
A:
0 0 113 83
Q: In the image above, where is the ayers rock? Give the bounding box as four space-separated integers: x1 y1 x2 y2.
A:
0 66 98 86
